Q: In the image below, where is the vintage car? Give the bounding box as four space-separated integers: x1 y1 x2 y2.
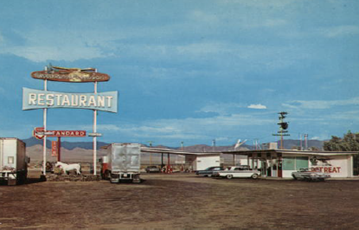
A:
213 166 261 179
196 166 224 177
145 166 161 173
292 168 331 181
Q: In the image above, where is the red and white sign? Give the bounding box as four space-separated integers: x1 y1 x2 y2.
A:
33 127 86 139
33 127 45 140
51 141 58 157
46 130 86 137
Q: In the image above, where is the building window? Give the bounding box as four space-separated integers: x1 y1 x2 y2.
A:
282 157 308 170
283 157 295 170
295 157 309 170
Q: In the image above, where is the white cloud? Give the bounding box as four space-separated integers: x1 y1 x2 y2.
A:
189 10 219 24
86 113 274 142
283 97 359 110
197 102 244 115
3 46 108 63
243 19 288 29
219 0 295 8
247 104 267 109
263 19 287 27
321 25 359 38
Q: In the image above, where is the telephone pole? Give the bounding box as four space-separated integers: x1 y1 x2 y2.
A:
272 112 290 149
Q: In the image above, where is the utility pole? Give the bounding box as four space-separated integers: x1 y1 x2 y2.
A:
212 139 216 152
147 141 154 165
272 112 290 149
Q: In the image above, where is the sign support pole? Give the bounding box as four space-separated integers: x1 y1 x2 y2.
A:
58 137 61 162
93 81 98 175
43 79 47 175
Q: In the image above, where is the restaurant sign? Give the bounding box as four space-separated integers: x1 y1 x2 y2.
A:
31 66 110 82
23 88 118 113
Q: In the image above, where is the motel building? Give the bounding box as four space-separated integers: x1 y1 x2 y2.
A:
222 149 358 179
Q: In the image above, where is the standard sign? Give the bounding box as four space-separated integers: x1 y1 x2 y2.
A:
33 127 87 139
23 88 118 113
47 130 87 137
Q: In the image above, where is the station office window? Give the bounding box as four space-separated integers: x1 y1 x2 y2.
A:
295 157 309 170
283 157 295 170
282 157 308 170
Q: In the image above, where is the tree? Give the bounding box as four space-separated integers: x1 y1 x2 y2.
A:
324 131 359 175
323 131 359 151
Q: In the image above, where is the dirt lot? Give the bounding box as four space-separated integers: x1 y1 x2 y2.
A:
1 172 359 229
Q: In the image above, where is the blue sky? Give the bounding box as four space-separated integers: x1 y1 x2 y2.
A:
0 0 358 147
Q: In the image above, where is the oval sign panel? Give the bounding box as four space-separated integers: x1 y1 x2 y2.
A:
31 65 110 83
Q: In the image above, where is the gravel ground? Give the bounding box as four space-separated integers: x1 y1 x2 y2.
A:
0 171 359 229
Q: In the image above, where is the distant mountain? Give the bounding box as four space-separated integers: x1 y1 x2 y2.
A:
21 137 109 150
278 139 324 150
179 144 252 152
22 137 325 151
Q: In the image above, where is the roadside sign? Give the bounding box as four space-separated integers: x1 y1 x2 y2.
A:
23 88 118 113
33 128 86 139
33 127 45 140
31 65 110 83
46 130 87 137
88 133 102 137
51 141 58 157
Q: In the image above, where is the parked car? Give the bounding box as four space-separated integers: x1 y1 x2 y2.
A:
292 168 331 181
145 166 161 173
196 166 224 177
213 166 261 179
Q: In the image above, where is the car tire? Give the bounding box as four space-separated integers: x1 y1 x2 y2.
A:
226 174 233 179
251 173 259 179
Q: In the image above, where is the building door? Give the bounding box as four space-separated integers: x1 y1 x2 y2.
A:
277 159 283 178
261 160 267 177
272 158 277 177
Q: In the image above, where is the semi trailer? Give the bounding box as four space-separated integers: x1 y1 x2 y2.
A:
101 143 141 184
0 138 29 185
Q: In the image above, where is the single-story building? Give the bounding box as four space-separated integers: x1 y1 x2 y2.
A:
141 147 221 171
222 149 358 178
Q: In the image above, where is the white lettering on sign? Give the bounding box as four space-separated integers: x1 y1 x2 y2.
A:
51 130 86 137
79 95 86 106
71 95 78 106
23 88 118 113
88 96 96 106
38 94 45 105
106 96 113 107
29 93 37 105
46 94 54 106
62 95 70 106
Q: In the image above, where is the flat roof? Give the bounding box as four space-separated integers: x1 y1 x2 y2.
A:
141 147 221 156
222 149 358 156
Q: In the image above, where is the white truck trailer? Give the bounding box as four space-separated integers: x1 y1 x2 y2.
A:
0 138 29 185
103 143 141 184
